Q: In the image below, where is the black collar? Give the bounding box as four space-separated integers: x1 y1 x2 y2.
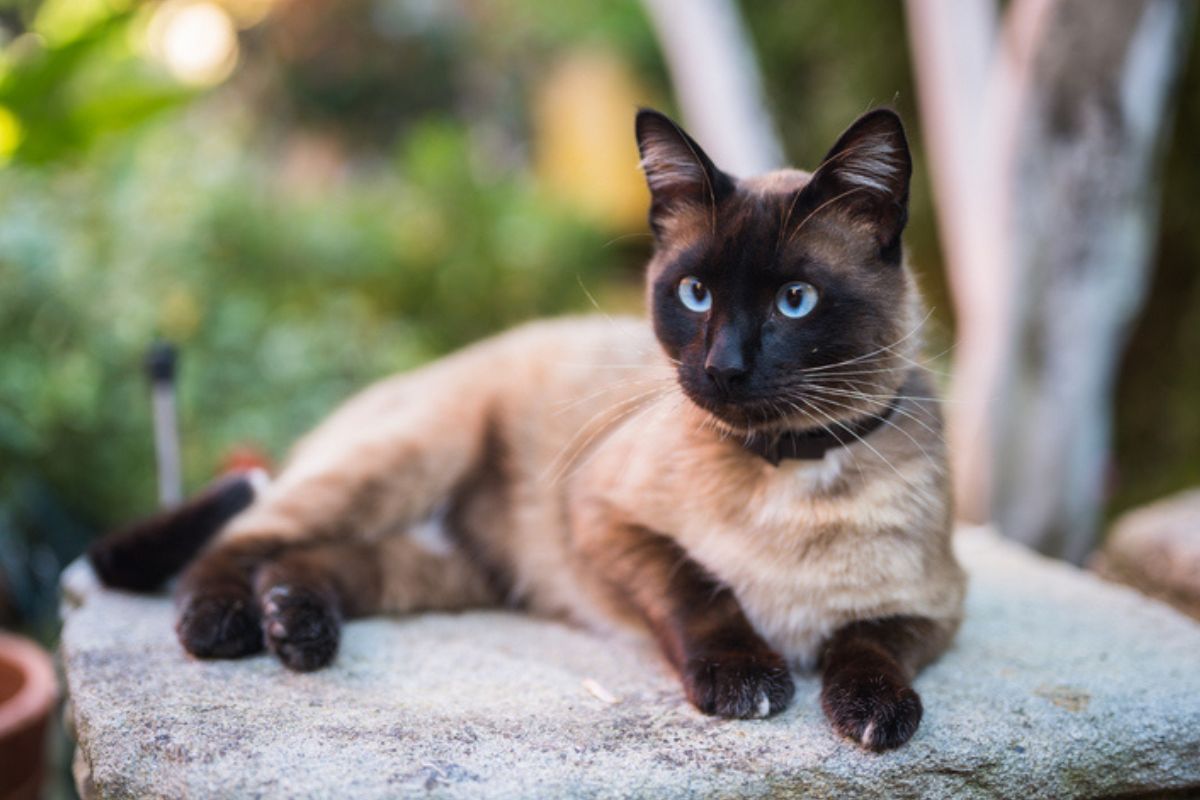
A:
742 396 901 466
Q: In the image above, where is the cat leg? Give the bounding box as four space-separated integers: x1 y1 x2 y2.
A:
819 615 954 751
174 537 276 659
175 482 458 662
175 400 503 660
254 536 497 671
577 519 794 719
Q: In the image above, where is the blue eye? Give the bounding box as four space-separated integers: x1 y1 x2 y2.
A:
678 276 712 313
776 282 818 318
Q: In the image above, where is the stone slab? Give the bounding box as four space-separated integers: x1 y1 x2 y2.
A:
1094 487 1200 621
60 527 1200 799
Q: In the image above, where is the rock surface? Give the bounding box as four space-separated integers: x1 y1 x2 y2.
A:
1093 487 1200 621
61 527 1200 799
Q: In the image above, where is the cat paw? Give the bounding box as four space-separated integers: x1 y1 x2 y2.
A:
683 650 795 719
821 671 923 751
261 585 341 672
176 591 264 659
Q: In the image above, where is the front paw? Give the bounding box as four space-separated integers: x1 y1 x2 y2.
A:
176 590 264 659
683 649 795 719
261 585 341 672
821 670 923 751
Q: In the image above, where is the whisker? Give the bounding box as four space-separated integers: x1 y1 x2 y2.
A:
542 387 670 485
776 140 903 252
785 187 868 246
791 389 942 468
776 187 804 253
790 394 926 493
551 389 674 486
782 396 860 470
573 275 671 363
797 384 945 442
799 347 954 381
800 381 944 404
553 362 676 370
801 309 935 375
551 374 673 416
602 232 654 249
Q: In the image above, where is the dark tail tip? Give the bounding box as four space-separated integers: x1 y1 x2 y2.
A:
89 472 261 592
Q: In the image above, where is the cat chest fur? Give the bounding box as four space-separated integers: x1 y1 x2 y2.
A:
586 417 961 671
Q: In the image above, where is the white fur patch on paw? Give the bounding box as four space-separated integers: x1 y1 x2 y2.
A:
755 691 771 718
860 721 876 747
263 585 292 607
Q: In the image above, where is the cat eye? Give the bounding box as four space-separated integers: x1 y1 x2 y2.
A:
775 282 819 319
677 276 712 313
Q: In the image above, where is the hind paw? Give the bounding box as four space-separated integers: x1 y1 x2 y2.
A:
177 590 264 659
261 585 341 672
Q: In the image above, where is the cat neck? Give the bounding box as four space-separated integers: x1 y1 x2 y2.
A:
740 394 902 467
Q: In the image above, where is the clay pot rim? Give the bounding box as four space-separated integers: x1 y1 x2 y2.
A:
0 631 58 736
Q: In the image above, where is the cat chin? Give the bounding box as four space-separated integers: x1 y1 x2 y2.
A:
686 392 883 440
682 392 810 437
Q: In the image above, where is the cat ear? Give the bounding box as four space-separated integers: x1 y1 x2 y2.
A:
807 109 912 250
635 108 733 236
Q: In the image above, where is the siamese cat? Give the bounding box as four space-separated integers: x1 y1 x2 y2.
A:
91 107 965 751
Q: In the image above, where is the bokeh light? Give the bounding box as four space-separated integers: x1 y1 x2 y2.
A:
0 106 22 164
146 0 239 87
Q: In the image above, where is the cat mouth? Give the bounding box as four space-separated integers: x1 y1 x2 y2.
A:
682 383 879 437
681 388 794 431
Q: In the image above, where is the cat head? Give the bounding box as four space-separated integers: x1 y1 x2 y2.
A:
635 108 924 434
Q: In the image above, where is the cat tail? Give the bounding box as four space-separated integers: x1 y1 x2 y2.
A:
88 470 267 592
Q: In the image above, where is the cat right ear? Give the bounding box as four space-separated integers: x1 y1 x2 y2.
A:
635 109 733 237
805 108 912 255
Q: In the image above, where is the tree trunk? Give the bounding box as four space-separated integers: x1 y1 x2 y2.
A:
996 0 1192 561
639 0 784 175
905 0 1028 526
908 0 1193 561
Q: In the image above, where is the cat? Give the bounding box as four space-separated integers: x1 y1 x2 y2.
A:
90 107 965 751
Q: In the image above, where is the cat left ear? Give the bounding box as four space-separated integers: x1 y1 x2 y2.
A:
807 109 912 252
636 108 734 237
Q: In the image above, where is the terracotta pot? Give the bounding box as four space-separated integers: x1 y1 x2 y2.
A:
0 632 57 800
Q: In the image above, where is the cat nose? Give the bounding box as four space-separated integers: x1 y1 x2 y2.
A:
705 331 748 393
705 362 747 394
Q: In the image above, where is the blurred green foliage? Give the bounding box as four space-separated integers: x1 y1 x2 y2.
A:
0 0 643 630
0 7 192 164
0 111 612 524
